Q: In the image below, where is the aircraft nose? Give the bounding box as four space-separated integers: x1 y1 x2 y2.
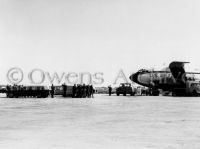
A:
129 73 138 83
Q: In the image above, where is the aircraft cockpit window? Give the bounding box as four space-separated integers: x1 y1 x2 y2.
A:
138 69 150 73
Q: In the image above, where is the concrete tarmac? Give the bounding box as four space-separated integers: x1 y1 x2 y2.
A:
0 95 200 149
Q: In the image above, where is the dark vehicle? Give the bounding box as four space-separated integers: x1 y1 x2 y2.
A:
186 81 200 96
6 86 49 98
170 81 200 96
148 88 160 96
0 85 7 93
116 83 134 96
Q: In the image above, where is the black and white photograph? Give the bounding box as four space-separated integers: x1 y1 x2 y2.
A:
0 0 200 148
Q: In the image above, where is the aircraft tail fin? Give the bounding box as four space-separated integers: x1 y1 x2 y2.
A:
169 61 189 82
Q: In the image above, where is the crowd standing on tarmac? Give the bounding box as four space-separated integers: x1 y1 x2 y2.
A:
50 84 94 98
71 84 94 98
6 84 25 91
5 84 49 98
5 84 95 98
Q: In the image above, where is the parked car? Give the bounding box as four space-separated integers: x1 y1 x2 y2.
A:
116 83 134 96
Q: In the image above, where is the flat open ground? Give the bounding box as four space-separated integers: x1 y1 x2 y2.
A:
0 95 200 149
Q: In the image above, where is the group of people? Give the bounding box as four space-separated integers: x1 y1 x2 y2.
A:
5 84 49 98
50 84 94 98
6 84 26 91
72 84 94 98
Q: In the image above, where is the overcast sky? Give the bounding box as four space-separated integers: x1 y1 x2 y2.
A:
0 0 200 85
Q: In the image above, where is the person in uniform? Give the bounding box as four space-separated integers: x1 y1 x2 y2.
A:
51 84 55 98
77 84 81 98
72 84 77 98
82 84 86 98
90 85 94 98
62 83 67 97
86 85 89 98
108 85 112 96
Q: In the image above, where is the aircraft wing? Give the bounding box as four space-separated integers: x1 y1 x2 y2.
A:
169 61 189 80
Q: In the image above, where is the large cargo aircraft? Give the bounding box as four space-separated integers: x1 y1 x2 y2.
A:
129 61 200 96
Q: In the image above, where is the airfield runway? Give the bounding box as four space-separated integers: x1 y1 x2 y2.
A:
0 95 200 149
